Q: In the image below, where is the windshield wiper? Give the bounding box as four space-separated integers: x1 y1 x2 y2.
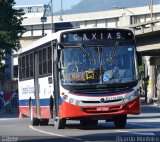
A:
79 43 94 63
109 42 119 63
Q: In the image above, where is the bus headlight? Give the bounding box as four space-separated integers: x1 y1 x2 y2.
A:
134 90 139 97
75 100 81 106
63 95 68 100
129 91 139 101
69 98 74 104
129 95 136 100
123 97 129 103
124 91 139 103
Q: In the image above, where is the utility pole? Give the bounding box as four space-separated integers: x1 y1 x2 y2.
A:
150 0 153 21
41 0 54 36
51 0 54 33
59 0 63 21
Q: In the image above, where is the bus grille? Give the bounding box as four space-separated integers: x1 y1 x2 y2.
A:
81 99 123 104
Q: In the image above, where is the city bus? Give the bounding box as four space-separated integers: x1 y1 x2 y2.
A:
18 27 141 129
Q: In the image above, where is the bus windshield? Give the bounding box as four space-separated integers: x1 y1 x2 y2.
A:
60 43 137 85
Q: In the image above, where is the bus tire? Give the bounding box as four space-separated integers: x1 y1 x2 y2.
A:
50 97 54 118
54 117 66 129
40 119 49 126
114 114 127 128
29 102 40 126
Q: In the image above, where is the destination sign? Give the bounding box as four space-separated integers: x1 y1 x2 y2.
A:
63 70 100 82
61 29 134 42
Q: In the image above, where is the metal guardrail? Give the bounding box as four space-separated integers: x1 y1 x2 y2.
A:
127 19 160 34
129 19 160 28
25 21 79 33
22 19 160 37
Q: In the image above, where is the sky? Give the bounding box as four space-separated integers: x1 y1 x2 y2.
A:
15 0 81 12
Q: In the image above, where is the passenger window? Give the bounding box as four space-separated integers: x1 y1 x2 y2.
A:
43 48 47 74
26 55 29 78
30 53 34 77
39 50 43 75
48 46 52 73
22 56 26 79
18 58 22 80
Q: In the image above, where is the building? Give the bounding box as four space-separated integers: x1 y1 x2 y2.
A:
12 4 160 103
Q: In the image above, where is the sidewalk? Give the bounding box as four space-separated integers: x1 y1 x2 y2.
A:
140 97 160 113
141 96 160 106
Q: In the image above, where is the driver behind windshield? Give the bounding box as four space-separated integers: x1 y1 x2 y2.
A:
112 57 121 78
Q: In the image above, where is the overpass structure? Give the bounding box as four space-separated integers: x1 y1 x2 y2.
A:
13 4 160 103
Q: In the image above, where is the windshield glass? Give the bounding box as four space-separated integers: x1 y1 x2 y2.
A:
60 43 137 85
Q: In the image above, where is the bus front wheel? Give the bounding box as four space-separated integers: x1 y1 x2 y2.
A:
113 114 127 128
54 117 66 129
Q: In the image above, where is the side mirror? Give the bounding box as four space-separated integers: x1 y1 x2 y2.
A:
137 51 142 66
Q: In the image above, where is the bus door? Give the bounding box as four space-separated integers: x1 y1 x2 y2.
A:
34 52 40 118
52 40 60 118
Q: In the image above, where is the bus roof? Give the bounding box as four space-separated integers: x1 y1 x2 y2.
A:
18 27 133 55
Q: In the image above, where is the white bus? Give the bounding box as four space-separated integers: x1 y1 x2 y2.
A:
18 27 141 129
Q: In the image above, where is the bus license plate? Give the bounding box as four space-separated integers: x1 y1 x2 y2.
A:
96 107 109 111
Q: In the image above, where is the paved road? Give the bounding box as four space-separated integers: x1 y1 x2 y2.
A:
0 102 160 142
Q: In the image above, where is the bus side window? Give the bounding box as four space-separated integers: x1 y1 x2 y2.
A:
18 58 22 80
26 55 30 78
30 53 34 77
39 50 43 75
22 56 26 79
43 48 47 74
48 46 52 74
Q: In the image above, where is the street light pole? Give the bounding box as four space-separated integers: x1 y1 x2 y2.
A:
59 0 63 21
42 21 44 36
51 0 54 33
150 0 153 21
41 0 54 36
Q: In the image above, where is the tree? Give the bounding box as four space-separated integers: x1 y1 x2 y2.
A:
0 0 25 79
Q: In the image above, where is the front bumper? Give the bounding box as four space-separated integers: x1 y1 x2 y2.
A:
59 97 140 119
